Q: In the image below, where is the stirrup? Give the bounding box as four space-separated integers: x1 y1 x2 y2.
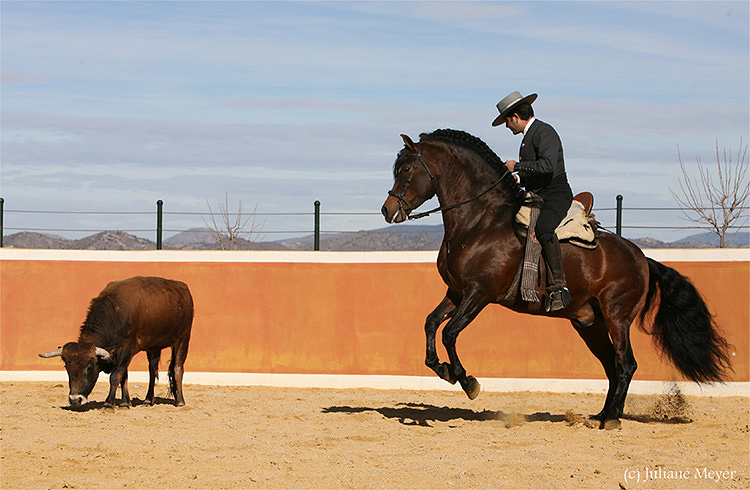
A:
544 285 572 312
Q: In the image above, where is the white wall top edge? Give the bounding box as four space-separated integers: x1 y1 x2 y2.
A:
0 249 439 264
0 248 747 264
642 248 749 262
1 371 747 397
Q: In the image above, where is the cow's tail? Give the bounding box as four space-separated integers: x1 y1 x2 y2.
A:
639 257 732 383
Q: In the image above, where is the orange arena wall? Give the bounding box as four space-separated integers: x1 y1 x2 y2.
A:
1 249 748 383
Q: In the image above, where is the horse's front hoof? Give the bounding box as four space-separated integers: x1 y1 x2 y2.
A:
601 418 621 430
437 363 457 385
462 376 481 400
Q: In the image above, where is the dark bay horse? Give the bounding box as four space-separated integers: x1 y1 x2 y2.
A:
381 129 731 429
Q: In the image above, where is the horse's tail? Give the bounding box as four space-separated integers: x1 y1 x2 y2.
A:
639 257 732 383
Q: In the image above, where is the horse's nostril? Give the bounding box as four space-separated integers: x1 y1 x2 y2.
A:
382 203 397 223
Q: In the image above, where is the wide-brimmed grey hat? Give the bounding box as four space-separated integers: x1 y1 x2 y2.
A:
492 91 538 126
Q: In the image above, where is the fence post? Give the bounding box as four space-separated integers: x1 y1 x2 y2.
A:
314 200 321 251
0 198 4 248
156 200 163 250
616 194 623 237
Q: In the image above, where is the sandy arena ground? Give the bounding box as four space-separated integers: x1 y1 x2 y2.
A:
0 381 748 490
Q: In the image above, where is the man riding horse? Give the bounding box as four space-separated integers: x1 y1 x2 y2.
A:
383 127 731 426
493 91 573 312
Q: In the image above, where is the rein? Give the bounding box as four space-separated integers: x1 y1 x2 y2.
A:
390 145 511 221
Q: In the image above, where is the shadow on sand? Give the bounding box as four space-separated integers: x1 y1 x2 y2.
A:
323 402 693 428
60 396 175 412
322 402 569 428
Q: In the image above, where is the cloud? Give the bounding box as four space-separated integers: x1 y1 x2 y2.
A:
348 1 521 22
0 69 48 85
1 1 747 241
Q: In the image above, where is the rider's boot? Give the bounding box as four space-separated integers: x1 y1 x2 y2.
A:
540 233 572 312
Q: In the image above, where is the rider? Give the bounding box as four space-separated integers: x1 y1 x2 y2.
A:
492 91 573 312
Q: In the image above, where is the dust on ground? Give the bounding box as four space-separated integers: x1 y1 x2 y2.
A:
1 382 747 489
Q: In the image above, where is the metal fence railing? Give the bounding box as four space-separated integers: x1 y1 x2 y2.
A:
0 196 748 250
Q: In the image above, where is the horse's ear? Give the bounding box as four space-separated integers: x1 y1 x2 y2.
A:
401 134 419 153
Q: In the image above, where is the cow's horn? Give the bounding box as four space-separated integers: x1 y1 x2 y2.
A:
95 347 111 361
39 347 63 358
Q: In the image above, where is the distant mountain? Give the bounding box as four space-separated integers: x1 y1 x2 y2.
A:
629 232 749 249
277 233 351 249
3 231 153 250
164 228 215 244
278 224 444 251
673 231 749 247
1 230 286 251
2 226 747 251
627 237 672 249
3 231 69 249
318 230 441 251
368 224 444 236
71 231 154 250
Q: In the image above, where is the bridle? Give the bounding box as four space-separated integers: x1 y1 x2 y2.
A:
388 143 511 221
387 144 437 218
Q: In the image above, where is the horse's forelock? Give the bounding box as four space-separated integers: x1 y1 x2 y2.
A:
392 147 414 178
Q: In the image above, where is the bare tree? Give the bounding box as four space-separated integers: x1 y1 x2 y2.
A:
202 193 266 250
671 139 749 247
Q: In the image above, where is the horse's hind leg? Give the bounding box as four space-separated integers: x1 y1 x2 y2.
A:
604 319 638 427
580 310 638 429
425 295 457 384
572 318 617 421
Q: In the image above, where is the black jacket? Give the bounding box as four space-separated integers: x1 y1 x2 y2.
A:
515 119 571 198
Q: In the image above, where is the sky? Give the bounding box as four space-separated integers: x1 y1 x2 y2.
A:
1 0 748 243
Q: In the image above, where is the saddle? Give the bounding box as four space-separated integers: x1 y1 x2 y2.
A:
515 191 599 249
504 192 599 305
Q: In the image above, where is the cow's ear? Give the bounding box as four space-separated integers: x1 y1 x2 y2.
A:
401 134 418 153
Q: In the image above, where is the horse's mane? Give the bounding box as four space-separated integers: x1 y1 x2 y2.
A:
419 129 521 195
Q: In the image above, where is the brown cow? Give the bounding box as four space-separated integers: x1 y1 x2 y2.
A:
40 276 193 408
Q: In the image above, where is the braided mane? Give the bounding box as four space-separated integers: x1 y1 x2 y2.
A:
420 129 521 194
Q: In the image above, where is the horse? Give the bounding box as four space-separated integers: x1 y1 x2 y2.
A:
381 129 731 429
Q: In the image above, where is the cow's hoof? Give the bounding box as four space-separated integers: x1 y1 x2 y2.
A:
601 418 621 430
462 376 481 400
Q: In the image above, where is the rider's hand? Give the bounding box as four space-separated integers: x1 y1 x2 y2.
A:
505 160 517 172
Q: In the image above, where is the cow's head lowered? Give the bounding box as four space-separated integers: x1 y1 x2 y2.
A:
39 342 112 406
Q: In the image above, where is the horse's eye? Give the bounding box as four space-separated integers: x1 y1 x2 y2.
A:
400 166 411 174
